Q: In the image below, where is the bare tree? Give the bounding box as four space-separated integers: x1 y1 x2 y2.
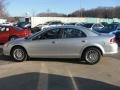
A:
37 12 66 17
69 6 120 18
0 0 8 18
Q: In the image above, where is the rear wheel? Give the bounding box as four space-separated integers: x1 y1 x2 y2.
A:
11 47 28 62
82 47 101 65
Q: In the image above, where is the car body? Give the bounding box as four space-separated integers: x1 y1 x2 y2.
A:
95 23 120 34
3 25 118 64
0 25 32 44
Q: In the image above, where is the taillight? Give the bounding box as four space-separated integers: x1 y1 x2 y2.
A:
110 37 116 44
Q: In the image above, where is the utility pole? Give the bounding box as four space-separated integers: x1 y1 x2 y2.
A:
47 9 50 17
80 0 82 17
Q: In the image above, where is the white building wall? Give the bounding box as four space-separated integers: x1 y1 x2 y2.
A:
31 17 120 28
31 17 86 27
0 19 7 24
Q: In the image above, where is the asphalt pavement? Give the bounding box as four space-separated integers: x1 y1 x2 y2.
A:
0 45 120 90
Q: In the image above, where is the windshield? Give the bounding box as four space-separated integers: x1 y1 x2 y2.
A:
25 28 46 40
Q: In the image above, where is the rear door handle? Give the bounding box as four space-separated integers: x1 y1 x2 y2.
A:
52 41 55 44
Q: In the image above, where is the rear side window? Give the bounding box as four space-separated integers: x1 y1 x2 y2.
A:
63 28 86 38
41 28 62 39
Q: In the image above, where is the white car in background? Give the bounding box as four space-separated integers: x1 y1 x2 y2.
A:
77 23 104 30
0 22 14 26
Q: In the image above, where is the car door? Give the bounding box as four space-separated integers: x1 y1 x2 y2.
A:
24 28 63 57
56 28 87 58
0 26 10 43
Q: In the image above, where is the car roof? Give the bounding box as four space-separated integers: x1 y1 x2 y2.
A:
42 25 98 36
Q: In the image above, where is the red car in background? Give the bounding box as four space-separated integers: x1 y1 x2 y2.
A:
0 25 32 44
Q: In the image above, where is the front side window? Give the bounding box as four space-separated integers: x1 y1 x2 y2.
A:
32 28 62 40
63 28 86 38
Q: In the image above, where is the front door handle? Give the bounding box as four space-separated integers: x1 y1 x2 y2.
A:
81 40 86 43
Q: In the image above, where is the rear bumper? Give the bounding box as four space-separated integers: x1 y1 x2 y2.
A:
103 43 118 55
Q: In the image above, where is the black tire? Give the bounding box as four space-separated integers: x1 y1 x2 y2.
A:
82 47 101 65
9 36 17 41
11 46 28 62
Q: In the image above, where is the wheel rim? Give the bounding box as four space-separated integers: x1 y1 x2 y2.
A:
13 49 25 61
85 49 99 63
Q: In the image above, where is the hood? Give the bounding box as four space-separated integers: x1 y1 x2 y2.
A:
8 38 27 45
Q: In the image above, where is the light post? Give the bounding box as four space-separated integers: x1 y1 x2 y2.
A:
80 0 82 17
47 9 50 17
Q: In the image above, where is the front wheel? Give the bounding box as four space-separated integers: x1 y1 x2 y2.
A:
82 47 101 65
11 47 28 62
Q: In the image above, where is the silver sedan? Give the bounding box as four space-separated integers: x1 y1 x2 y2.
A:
3 25 118 64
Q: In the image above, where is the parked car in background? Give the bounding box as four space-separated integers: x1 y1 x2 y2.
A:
100 22 108 26
0 25 32 44
64 22 77 25
31 21 63 33
3 25 118 64
16 22 31 29
0 22 14 26
78 23 104 30
94 23 120 43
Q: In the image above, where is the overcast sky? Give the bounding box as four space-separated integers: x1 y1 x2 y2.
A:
6 0 120 16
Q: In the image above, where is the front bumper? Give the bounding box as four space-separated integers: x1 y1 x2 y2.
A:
3 44 12 56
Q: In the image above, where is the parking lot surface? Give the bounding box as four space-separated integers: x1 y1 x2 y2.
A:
0 47 119 90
